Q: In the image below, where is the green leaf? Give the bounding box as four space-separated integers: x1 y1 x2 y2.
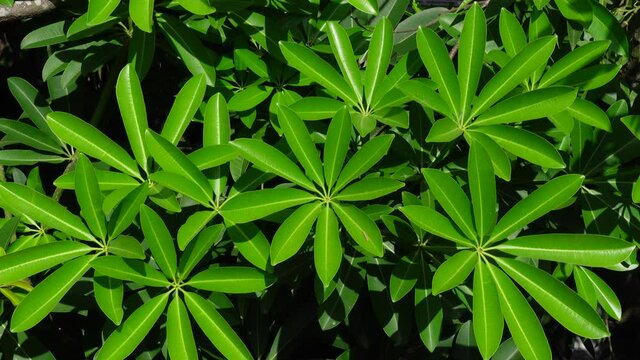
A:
145 130 212 202
555 0 593 25
231 138 316 191
390 252 419 302
466 132 511 181
167 296 198 360
178 224 224 278
279 41 359 105
161 74 206 145
472 87 578 126
432 250 476 295
129 0 154 33
473 261 503 359
458 3 486 117
578 267 621 321
332 202 383 257
93 272 124 325
326 22 362 104
20 21 66 49
425 117 462 143
47 112 141 179
184 291 253 360
473 125 565 169
187 145 237 170
116 63 148 172
87 0 121 25
0 241 91 286
0 182 94 241
471 36 557 117
187 266 274 293
289 97 344 120
140 205 177 279
318 254 366 330
347 0 378 15
203 93 230 147
278 105 324 186
324 107 352 190
494 234 634 267
415 253 442 352
587 3 628 57
399 205 474 247
11 255 93 332
96 293 169 360
499 9 527 58
399 79 453 119
565 98 611 131
228 85 273 112
488 263 551 360
271 202 322 265
334 177 403 201
538 40 610 88
177 211 216 251
92 256 170 287
334 134 394 192
7 77 55 137
315 205 342 287
0 119 62 154
416 27 460 118
488 174 583 244
149 171 211 206
226 222 271 271
365 18 392 107
0 216 20 249
574 266 598 308
108 182 148 238
496 257 609 339
108 235 145 259
177 0 214 15
221 188 316 224
55 170 139 190
468 144 496 238
0 150 65 165
422 169 476 241
75 154 107 240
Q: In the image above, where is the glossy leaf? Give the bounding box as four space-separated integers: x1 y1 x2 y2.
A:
221 188 316 223
539 40 611 88
177 0 214 15
458 3 486 117
167 296 198 360
187 266 274 293
140 204 177 279
116 64 149 172
178 224 225 278
334 177 403 201
0 119 62 154
161 74 206 145
91 256 170 287
347 0 378 15
289 97 343 120
499 9 526 58
565 98 611 131
108 235 145 259
7 77 55 137
468 144 496 238
332 202 383 257
324 107 352 189
334 134 394 191
400 79 453 119
177 211 216 251
315 205 342 287
326 21 362 104
228 85 273 112
578 267 622 320
149 171 211 207
75 154 107 240
227 222 271 271
278 105 324 186
390 252 419 302
271 202 322 265
466 132 511 181
129 0 154 33
473 261 503 359
87 0 121 25
107 182 148 238
94 272 124 325
365 18 392 106
432 250 476 295
415 253 442 351
399 205 474 247
55 170 139 190
203 93 230 146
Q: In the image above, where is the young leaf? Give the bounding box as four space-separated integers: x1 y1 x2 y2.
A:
496 257 609 339
488 174 584 244
473 261 503 359
431 250 476 295
184 292 253 360
334 134 394 192
47 112 141 179
75 154 107 240
326 22 362 104
227 222 270 271
399 205 475 247
365 17 392 107
129 0 154 33
108 182 148 238
499 8 527 58
0 182 94 241
116 64 149 172
178 224 225 278
220 188 316 224
177 211 216 251
91 256 170 287
347 0 378 15
161 74 206 145
167 295 198 360
7 77 55 137
87 0 121 25
468 144 496 237
228 85 273 112
55 170 139 190
278 105 324 186
458 3 486 117
578 267 622 321
94 271 124 325
332 202 383 257
11 255 93 332
187 266 274 293
290 97 344 120
96 292 169 360
108 235 145 259
271 202 322 265
324 107 352 190
315 205 342 287
140 204 177 279
466 132 511 181
149 171 211 207
399 79 454 119
565 98 611 131
539 40 611 88
203 93 231 147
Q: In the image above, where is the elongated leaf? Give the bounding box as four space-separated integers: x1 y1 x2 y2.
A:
280 41 358 105
290 97 343 120
0 150 65 165
271 202 322 265
92 256 170 287
55 170 139 190
499 8 526 58
474 125 565 169
315 205 342 287
177 0 214 15
20 20 66 49
332 202 383 257
539 40 611 88
326 22 362 104
415 253 442 351
488 174 583 244
473 261 503 359
473 87 577 126
108 183 148 238
334 177 403 201
565 98 611 131
188 266 274 293
495 234 634 267
47 112 140 179
109 235 145 259
466 132 511 181
0 182 93 241
324 107 352 189
177 211 216 250
399 205 474 247
422 169 476 241
203 93 230 147
96 293 169 360
167 296 198 360
579 267 621 320
228 85 273 112
425 117 463 142
231 138 316 191
11 255 93 332
399 79 453 119
75 154 107 239
468 144 496 238
140 205 177 279
94 272 124 325
488 264 551 360
129 0 154 33
278 105 324 186
365 18 392 106
417 28 460 117
347 0 378 15
432 251 476 295
221 188 316 223
179 224 225 278
161 74 206 145
7 77 55 137
574 266 598 308
390 252 419 302
496 257 609 339
471 36 557 117
334 134 394 191
458 3 486 117
149 171 211 206
0 119 62 154
187 145 237 170
319 254 366 330
87 0 120 25
184 292 253 360
227 222 270 271
116 64 149 172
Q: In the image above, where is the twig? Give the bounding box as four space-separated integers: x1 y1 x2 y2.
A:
0 0 60 23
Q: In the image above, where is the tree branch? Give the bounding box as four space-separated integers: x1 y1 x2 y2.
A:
0 0 60 23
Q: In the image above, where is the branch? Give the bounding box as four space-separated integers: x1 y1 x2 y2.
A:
0 0 60 23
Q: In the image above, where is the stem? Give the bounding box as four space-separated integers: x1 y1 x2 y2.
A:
52 151 78 201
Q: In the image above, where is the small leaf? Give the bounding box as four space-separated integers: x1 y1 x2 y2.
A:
176 0 214 15
334 177 404 201
129 0 154 33
187 266 274 293
425 118 463 142
149 171 212 206
161 74 206 145
140 204 177 279
108 183 148 238
7 77 56 138
75 154 107 240
365 18 392 106
91 256 170 287
315 205 342 287
399 205 474 247
334 134 394 191
177 211 216 251
565 98 611 131
179 224 225 278
399 79 453 119
271 202 322 265
499 8 527 58
227 222 271 271
278 105 324 186
466 132 511 181
221 188 316 224
324 107 352 189
347 0 378 15
578 267 622 321
289 97 344 120
332 202 383 257
88 0 121 25
432 250 477 295
94 271 124 325
228 85 273 112
109 235 145 259
167 296 198 360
